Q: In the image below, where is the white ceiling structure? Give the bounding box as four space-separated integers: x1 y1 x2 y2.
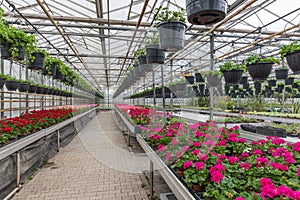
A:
1 0 300 97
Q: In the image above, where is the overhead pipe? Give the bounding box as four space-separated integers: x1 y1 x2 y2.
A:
116 0 149 82
35 0 102 91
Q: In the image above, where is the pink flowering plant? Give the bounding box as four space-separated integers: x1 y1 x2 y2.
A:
141 118 300 200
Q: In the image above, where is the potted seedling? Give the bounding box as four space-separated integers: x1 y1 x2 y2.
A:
219 61 246 85
279 41 300 74
155 7 186 52
186 0 228 25
243 54 280 81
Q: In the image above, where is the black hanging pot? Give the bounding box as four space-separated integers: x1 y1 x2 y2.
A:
138 56 147 66
285 77 294 85
285 50 300 74
285 87 292 93
185 76 195 84
5 80 19 91
18 83 29 92
198 84 205 93
0 78 5 89
54 72 65 80
275 68 288 80
28 52 45 70
145 44 165 64
43 88 49 94
268 79 276 87
16 44 25 60
247 62 273 81
195 73 204 82
239 76 248 84
1 40 12 59
243 83 250 89
157 21 186 52
254 81 261 90
222 70 243 85
28 85 37 93
292 83 299 88
186 0 228 25
206 74 222 87
192 85 198 92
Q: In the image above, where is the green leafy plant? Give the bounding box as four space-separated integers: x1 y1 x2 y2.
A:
203 70 222 78
243 54 280 65
134 48 146 58
279 41 300 59
219 61 247 73
155 7 186 24
144 32 160 45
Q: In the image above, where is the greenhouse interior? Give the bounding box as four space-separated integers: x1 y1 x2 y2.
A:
0 0 300 199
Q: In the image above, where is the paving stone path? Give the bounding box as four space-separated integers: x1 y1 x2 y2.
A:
12 111 150 200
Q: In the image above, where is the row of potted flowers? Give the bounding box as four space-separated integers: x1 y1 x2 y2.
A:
0 104 98 147
115 104 153 125
140 117 300 199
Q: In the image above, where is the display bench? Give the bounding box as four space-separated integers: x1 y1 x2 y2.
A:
113 107 142 146
0 108 97 200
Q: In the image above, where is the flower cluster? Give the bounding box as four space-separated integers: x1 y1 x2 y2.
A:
140 118 300 200
116 104 153 125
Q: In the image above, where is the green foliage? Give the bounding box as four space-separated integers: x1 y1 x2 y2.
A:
155 7 186 24
144 32 159 45
243 54 280 65
203 70 222 77
219 61 247 73
279 41 300 59
134 48 146 58
292 101 300 114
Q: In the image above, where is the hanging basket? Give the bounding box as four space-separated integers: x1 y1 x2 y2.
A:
268 79 276 87
0 78 5 89
186 0 227 25
239 76 248 84
222 70 243 85
206 75 222 87
54 72 65 80
18 83 29 92
247 62 273 82
145 44 165 64
275 68 288 80
195 73 204 82
1 40 12 59
138 56 147 66
5 80 19 91
185 76 195 84
28 52 45 71
285 77 294 85
15 44 25 60
157 21 186 52
285 50 300 74
36 86 44 94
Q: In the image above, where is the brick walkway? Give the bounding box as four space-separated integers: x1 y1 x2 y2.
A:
12 111 150 200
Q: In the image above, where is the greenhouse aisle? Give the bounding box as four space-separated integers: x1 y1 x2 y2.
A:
11 111 150 200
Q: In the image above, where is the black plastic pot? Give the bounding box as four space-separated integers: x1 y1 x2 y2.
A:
239 76 248 84
28 52 45 70
206 75 222 87
243 83 250 89
198 84 205 94
268 79 276 87
138 56 147 66
256 126 286 138
28 85 37 93
275 69 288 80
223 70 243 85
16 44 25 60
240 124 256 133
5 80 19 91
36 86 44 94
195 73 204 82
186 0 227 25
145 44 165 64
285 77 294 85
254 81 261 89
0 78 5 89
54 72 65 80
157 21 186 52
185 76 195 84
247 62 273 81
1 40 12 59
192 85 198 92
18 83 29 92
285 50 300 74
285 87 292 93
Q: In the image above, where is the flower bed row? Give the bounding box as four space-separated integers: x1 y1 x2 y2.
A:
115 104 154 125
0 104 98 146
139 117 300 199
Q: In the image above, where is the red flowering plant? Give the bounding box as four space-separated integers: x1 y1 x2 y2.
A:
0 105 96 147
115 104 153 125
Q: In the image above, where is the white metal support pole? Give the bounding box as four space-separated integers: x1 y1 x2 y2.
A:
57 130 60 152
161 65 166 123
149 160 154 200
209 34 215 120
282 87 285 113
152 66 157 122
170 60 173 114
16 151 20 187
